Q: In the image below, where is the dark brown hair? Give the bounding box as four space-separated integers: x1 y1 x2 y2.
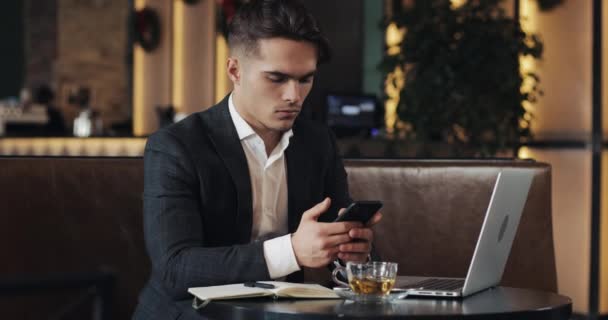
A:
227 0 331 64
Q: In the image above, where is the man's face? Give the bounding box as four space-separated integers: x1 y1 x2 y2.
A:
228 38 317 135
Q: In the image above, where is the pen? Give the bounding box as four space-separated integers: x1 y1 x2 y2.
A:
244 281 276 289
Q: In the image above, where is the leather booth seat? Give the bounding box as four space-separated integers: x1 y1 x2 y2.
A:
0 157 556 319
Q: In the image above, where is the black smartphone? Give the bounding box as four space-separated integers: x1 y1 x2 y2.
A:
333 200 383 224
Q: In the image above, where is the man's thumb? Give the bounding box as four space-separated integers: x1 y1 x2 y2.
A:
304 197 331 221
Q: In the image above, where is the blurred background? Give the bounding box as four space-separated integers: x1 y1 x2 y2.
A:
0 0 606 318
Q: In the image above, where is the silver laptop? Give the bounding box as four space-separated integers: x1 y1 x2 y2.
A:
397 168 534 298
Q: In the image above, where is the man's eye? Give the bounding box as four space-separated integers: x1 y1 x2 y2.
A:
268 76 286 83
299 77 313 84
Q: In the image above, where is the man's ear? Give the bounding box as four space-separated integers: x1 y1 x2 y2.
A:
227 57 240 85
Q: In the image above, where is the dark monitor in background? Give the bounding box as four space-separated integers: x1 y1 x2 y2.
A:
325 93 382 138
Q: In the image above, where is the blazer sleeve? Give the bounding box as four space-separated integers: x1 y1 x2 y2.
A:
143 130 271 300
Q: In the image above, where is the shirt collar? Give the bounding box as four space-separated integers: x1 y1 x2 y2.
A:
228 94 256 141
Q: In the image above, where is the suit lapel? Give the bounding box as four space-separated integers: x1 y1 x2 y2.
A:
202 96 253 244
285 122 312 233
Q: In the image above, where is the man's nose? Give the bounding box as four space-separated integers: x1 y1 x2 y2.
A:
283 80 301 104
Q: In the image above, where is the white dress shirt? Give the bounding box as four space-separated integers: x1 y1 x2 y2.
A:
228 95 301 279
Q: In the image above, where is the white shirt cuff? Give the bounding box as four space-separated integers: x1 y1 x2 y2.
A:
263 234 301 279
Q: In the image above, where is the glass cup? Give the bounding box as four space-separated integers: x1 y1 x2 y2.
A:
332 261 398 303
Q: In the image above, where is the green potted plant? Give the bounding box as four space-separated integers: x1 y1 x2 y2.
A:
380 0 545 157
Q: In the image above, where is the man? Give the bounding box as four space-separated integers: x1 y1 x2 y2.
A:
133 0 381 319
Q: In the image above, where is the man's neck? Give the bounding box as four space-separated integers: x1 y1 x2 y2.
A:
258 132 282 156
232 93 282 156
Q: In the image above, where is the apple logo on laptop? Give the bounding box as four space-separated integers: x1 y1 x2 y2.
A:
498 215 509 243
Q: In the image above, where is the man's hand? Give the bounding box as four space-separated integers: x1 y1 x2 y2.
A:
337 208 383 263
291 198 362 268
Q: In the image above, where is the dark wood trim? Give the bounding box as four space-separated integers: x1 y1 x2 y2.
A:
521 140 588 149
590 0 602 318
126 0 134 123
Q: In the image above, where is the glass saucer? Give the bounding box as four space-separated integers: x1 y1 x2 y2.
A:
332 287 409 303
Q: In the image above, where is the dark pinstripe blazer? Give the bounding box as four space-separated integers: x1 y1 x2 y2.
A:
133 95 351 320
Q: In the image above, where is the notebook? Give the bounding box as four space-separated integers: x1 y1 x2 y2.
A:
188 281 339 308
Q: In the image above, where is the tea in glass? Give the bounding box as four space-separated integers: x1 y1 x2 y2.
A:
348 276 396 295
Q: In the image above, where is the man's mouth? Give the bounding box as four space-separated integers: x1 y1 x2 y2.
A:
275 109 300 118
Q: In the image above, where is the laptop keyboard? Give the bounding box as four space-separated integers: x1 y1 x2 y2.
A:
403 278 465 291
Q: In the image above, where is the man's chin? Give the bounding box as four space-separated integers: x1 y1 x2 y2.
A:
272 119 296 132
